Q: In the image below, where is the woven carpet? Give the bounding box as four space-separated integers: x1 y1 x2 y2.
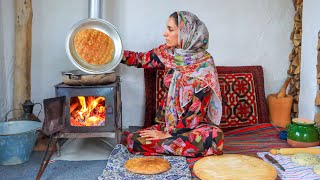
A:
186 123 290 179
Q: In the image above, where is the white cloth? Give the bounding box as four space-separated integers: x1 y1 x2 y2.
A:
257 152 320 180
0 1 14 121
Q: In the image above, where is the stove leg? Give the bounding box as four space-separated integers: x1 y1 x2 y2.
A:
56 141 61 157
99 137 115 149
36 135 58 180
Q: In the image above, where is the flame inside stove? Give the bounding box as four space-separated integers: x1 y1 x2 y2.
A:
70 96 106 126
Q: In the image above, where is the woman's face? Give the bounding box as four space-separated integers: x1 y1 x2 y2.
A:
163 17 179 48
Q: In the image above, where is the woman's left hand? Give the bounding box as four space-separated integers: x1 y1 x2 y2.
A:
139 130 172 141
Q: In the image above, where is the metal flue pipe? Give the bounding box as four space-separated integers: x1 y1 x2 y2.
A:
88 0 102 19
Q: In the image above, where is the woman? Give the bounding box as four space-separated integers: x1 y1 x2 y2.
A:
121 11 223 157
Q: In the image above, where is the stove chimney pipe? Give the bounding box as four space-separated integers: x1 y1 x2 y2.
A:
89 0 102 19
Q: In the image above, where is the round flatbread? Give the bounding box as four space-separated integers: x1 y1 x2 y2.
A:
194 154 277 180
125 157 170 175
291 153 320 166
313 164 320 175
74 28 114 65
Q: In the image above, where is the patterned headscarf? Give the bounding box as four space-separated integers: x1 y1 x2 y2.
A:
155 11 222 126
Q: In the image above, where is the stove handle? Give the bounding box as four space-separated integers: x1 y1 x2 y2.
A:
64 73 81 80
107 105 113 114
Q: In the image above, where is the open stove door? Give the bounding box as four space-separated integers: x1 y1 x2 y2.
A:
42 96 66 136
37 96 66 180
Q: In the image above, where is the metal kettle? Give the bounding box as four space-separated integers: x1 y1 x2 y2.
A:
5 100 42 122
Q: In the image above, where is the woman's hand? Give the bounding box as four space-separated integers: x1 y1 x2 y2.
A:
139 130 172 141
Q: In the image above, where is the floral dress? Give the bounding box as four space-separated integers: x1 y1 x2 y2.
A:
121 47 224 157
121 11 224 157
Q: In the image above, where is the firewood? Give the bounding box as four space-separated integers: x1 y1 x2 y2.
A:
295 81 300 89
317 65 320 78
292 57 300 66
295 22 302 29
294 34 302 41
293 103 299 112
293 39 301 46
70 102 79 113
287 0 302 118
288 65 295 75
314 112 320 126
315 91 320 105
294 65 300 74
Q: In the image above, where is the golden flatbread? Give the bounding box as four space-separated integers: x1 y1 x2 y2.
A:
125 157 170 175
74 28 114 65
291 153 320 166
194 154 277 180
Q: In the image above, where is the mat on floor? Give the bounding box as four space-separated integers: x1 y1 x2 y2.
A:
98 144 191 180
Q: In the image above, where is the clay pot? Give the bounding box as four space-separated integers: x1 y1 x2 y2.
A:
287 118 320 148
267 94 293 128
267 77 293 128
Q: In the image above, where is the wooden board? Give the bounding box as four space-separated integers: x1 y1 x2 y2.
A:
14 0 33 117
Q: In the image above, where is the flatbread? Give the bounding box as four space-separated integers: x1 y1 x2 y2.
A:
125 157 170 175
313 164 320 175
74 28 114 65
194 154 277 180
291 153 320 166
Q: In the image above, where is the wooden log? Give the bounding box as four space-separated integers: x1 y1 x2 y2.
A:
317 31 320 104
287 0 303 118
295 81 300 89
318 31 320 50
294 65 300 74
287 65 295 75
314 112 320 126
318 31 320 66
293 38 301 46
14 0 33 117
315 91 320 105
295 22 302 29
293 103 299 113
317 65 320 79
292 56 300 66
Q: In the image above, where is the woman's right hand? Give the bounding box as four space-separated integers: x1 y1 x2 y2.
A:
139 130 172 141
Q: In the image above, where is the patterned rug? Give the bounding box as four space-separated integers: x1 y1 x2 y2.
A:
144 66 269 131
113 124 289 179
98 144 191 180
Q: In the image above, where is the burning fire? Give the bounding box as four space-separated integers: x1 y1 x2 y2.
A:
70 96 106 126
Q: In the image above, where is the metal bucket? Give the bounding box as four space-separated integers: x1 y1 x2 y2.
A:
0 121 41 165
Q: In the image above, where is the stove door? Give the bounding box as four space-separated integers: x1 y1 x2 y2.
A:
42 96 66 136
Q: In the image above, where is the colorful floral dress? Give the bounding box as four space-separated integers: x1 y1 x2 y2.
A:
121 11 224 157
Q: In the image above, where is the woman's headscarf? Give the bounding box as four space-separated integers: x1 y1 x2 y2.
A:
155 11 222 127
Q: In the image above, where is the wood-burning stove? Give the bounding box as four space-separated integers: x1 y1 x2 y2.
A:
54 78 122 139
36 77 122 179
